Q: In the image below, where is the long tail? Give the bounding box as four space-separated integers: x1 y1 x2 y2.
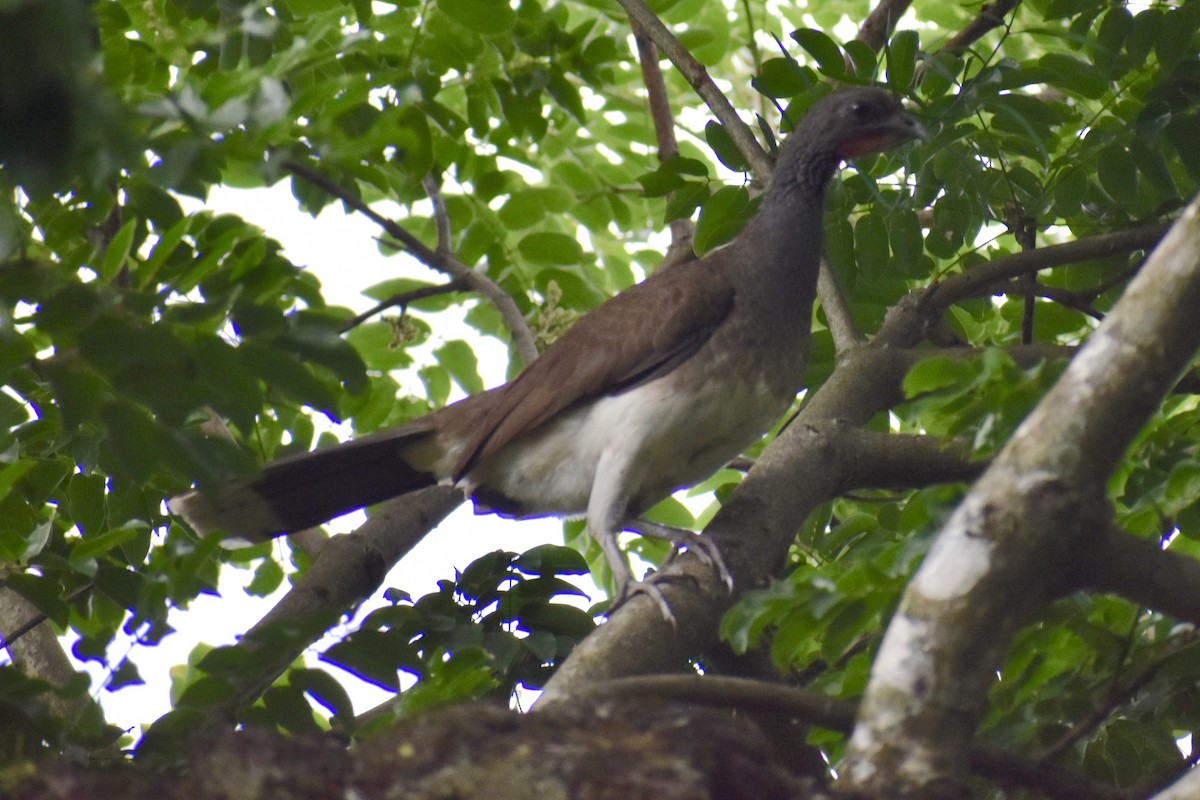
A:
169 428 442 543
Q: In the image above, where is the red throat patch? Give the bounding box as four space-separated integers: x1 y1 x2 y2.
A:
837 132 903 160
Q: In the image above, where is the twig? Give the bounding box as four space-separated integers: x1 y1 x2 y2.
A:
1035 624 1190 763
281 157 539 367
422 174 453 256
338 277 470 333
920 221 1171 314
914 0 1022 86
818 258 864 351
615 0 774 182
941 0 1023 59
630 18 696 267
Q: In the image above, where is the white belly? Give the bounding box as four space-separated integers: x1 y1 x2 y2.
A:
465 372 790 519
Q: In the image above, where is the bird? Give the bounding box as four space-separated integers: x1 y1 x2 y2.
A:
170 86 925 618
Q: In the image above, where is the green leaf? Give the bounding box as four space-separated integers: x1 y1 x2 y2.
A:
903 356 978 397
361 277 459 311
790 28 846 79
175 675 237 708
887 209 924 266
240 342 340 415
703 120 749 172
99 219 137 282
1097 146 1138 202
434 339 485 396
1125 8 1162 63
1155 7 1198 71
71 525 143 566
664 182 710 222
289 667 354 722
1165 463 1200 516
753 57 813 99
919 52 962 99
517 232 583 266
100 401 185 482
662 157 710 177
323 630 403 691
694 186 753 255
637 169 687 198
513 544 589 576
1038 53 1108 99
854 212 890 278
886 30 918 93
843 40 877 79
514 603 596 638
246 558 285 597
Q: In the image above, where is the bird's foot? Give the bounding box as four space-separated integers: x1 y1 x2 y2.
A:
629 519 734 592
607 576 676 626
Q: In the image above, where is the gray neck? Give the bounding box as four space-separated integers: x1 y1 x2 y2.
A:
730 140 840 300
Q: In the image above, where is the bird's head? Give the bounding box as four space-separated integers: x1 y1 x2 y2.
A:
800 86 927 161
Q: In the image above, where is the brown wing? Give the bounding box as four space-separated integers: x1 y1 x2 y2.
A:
452 258 736 479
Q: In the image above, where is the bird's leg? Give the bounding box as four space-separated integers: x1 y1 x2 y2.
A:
587 451 675 623
592 524 675 624
627 518 734 592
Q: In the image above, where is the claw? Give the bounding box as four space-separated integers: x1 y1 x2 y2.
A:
607 576 676 626
629 519 735 592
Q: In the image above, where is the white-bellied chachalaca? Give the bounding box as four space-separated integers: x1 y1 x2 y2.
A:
171 87 925 617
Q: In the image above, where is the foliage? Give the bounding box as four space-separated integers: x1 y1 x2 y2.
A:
0 0 1198 794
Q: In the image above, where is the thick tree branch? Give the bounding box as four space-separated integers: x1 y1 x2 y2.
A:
579 676 1122 800
614 0 773 181
1149 762 1200 800
1079 527 1200 627
832 427 983 491
282 157 539 366
839 195 1200 796
0 584 97 723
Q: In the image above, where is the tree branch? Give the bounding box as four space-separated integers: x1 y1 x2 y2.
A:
831 427 983 491
818 259 864 351
1079 526 1200 627
614 0 774 182
856 0 915 52
1148 758 1200 800
0 583 98 723
839 194 1200 796
338 278 469 333
920 221 1171 314
940 0 1022 59
282 157 539 367
579 676 1123 800
631 20 696 268
421 174 453 256
140 487 464 754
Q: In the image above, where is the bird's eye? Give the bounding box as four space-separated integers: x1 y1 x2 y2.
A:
846 100 872 122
